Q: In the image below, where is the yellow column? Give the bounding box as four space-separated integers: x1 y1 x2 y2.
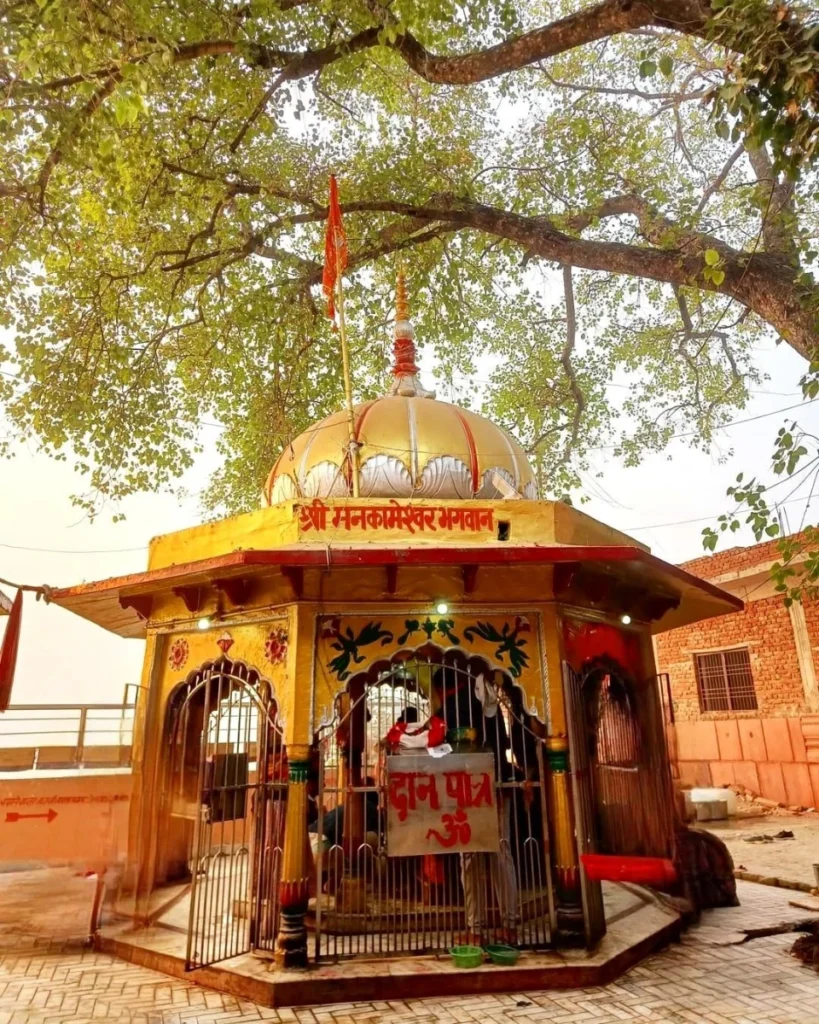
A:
275 603 316 966
544 736 583 930
541 602 566 735
119 631 165 918
276 743 311 967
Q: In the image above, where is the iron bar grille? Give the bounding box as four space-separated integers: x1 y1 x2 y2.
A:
313 655 557 961
159 659 285 970
694 648 757 712
586 671 674 859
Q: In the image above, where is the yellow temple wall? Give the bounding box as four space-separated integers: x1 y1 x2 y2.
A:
552 501 650 552
145 498 645 571
149 611 292 724
136 598 560 748
310 605 553 731
132 577 659 757
119 493 659 907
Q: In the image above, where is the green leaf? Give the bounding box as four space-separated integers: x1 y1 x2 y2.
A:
659 55 673 78
638 60 657 78
711 268 725 285
113 97 130 125
704 249 721 266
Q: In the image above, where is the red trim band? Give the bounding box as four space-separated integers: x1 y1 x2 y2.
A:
453 409 479 495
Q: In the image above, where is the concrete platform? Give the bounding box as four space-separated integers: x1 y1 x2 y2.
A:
96 883 684 1008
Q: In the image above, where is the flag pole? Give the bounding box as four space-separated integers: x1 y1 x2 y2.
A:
334 250 360 498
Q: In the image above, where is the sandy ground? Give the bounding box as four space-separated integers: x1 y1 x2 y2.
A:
706 812 819 890
0 865 102 940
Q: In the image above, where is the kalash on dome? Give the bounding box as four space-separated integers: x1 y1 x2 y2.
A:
50 269 740 1004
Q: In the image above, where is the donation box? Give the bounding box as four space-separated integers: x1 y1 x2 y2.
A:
385 752 500 857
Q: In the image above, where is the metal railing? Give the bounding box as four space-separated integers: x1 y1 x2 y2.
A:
0 684 140 772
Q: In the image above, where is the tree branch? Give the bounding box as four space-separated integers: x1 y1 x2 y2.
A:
746 143 798 258
6 1 711 104
35 71 121 210
560 264 586 458
540 67 708 104
694 142 745 217
311 194 816 360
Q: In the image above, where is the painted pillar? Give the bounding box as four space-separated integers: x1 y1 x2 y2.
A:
541 603 565 734
275 743 311 967
274 602 317 967
120 630 165 917
544 736 583 928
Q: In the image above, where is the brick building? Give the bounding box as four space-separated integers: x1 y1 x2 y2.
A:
654 534 819 808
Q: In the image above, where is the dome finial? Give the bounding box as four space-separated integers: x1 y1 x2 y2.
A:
395 266 410 324
389 266 435 398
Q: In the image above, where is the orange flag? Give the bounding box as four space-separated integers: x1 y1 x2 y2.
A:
0 590 23 712
322 175 347 322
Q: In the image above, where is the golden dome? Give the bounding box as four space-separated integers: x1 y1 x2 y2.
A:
263 273 537 505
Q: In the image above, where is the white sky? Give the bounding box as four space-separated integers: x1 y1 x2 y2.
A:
1 336 817 706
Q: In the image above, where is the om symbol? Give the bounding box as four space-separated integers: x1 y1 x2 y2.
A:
426 809 472 848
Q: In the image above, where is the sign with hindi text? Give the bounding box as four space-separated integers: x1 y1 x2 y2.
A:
386 752 499 857
298 498 494 536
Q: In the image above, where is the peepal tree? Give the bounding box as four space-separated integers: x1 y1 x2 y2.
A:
2 0 819 516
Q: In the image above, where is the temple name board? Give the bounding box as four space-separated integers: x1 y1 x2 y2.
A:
385 752 499 857
298 499 494 535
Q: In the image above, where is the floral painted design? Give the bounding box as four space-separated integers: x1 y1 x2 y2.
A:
463 616 531 678
168 637 189 671
265 626 289 666
217 631 234 654
398 618 460 646
322 618 394 681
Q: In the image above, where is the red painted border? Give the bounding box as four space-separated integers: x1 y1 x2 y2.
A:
453 409 479 494
354 399 379 442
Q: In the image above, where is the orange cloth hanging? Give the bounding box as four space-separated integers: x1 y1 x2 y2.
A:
322 175 347 322
0 590 23 712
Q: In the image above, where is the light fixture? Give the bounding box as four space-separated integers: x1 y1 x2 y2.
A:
435 601 449 615
197 616 211 630
620 614 632 625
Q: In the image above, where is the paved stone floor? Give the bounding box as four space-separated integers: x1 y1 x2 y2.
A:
1 880 818 1023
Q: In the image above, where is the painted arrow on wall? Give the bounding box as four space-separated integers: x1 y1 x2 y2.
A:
4 809 57 823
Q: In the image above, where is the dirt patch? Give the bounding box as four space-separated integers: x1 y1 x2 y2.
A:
705 813 819 891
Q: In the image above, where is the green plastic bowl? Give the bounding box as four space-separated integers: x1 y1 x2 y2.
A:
449 944 483 969
483 943 520 966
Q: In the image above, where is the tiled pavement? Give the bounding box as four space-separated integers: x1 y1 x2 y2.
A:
1 881 818 1024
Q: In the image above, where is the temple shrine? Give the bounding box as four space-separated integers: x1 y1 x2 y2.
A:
49 273 741 1004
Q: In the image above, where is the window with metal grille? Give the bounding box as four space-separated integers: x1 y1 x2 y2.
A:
694 648 757 712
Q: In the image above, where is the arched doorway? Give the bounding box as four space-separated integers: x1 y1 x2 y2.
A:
562 656 675 947
582 660 674 859
312 648 556 960
159 659 285 969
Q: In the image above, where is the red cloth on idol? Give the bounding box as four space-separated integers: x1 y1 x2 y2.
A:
386 715 447 751
427 715 446 747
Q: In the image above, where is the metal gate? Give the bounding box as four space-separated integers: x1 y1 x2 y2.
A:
563 658 676 947
562 662 606 948
165 660 285 969
313 654 556 961
583 662 674 858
